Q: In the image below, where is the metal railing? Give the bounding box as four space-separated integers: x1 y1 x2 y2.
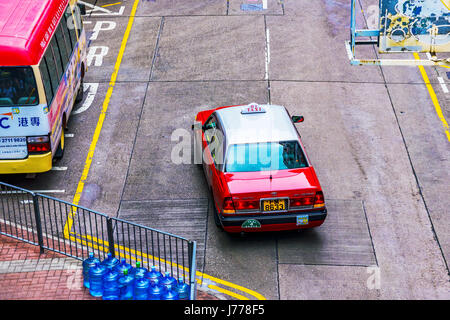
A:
0 181 197 300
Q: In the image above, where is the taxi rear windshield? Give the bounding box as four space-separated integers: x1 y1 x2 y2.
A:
225 141 308 172
0 67 38 106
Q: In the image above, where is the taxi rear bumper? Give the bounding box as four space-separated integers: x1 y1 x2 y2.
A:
0 152 53 174
220 208 327 233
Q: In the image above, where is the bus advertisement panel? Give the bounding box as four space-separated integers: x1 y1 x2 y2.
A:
0 0 87 174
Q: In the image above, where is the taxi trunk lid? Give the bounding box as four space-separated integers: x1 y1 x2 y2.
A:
224 167 321 202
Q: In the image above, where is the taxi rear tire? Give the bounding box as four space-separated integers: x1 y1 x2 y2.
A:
212 200 223 230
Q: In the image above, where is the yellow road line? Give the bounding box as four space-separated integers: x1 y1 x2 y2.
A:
200 272 267 300
64 0 267 300
440 0 450 11
102 2 122 8
65 0 141 236
207 284 250 300
414 53 450 142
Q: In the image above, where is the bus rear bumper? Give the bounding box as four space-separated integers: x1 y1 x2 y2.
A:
0 153 53 174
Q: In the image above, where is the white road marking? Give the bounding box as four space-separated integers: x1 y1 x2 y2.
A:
0 190 66 194
51 167 68 171
265 28 270 80
262 0 268 10
90 21 117 41
64 133 75 138
33 190 66 194
78 0 125 16
438 76 449 93
73 83 99 115
87 46 109 67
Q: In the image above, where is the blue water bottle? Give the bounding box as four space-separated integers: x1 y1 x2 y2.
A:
134 277 150 300
118 269 134 300
146 266 163 285
161 286 179 300
88 262 107 297
82 252 100 288
160 271 177 290
148 282 164 300
101 253 120 271
175 277 190 300
102 269 120 300
130 261 148 279
114 258 133 276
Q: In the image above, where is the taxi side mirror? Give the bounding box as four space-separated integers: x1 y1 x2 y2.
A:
292 115 304 123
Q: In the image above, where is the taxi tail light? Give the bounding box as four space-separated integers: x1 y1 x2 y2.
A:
313 191 325 208
223 197 236 214
289 196 315 208
234 199 259 211
289 192 325 208
27 136 50 154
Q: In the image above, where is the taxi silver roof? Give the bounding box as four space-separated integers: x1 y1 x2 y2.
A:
215 104 299 146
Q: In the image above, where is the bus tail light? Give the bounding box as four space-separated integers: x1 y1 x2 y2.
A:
223 197 236 214
27 136 50 154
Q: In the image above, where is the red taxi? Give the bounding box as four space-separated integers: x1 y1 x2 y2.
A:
193 103 327 233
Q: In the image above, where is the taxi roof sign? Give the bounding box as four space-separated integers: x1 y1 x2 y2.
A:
241 103 266 114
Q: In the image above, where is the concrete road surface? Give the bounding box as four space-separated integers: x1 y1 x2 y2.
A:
2 0 448 300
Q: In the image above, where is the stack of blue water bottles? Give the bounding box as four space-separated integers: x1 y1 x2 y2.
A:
82 253 191 300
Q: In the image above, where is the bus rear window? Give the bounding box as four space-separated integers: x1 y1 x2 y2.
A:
0 67 38 106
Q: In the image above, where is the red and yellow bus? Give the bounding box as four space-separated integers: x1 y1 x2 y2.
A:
0 0 87 173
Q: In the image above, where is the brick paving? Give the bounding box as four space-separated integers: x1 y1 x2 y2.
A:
0 233 219 300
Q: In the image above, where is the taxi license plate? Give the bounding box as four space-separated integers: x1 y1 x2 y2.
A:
261 199 287 212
